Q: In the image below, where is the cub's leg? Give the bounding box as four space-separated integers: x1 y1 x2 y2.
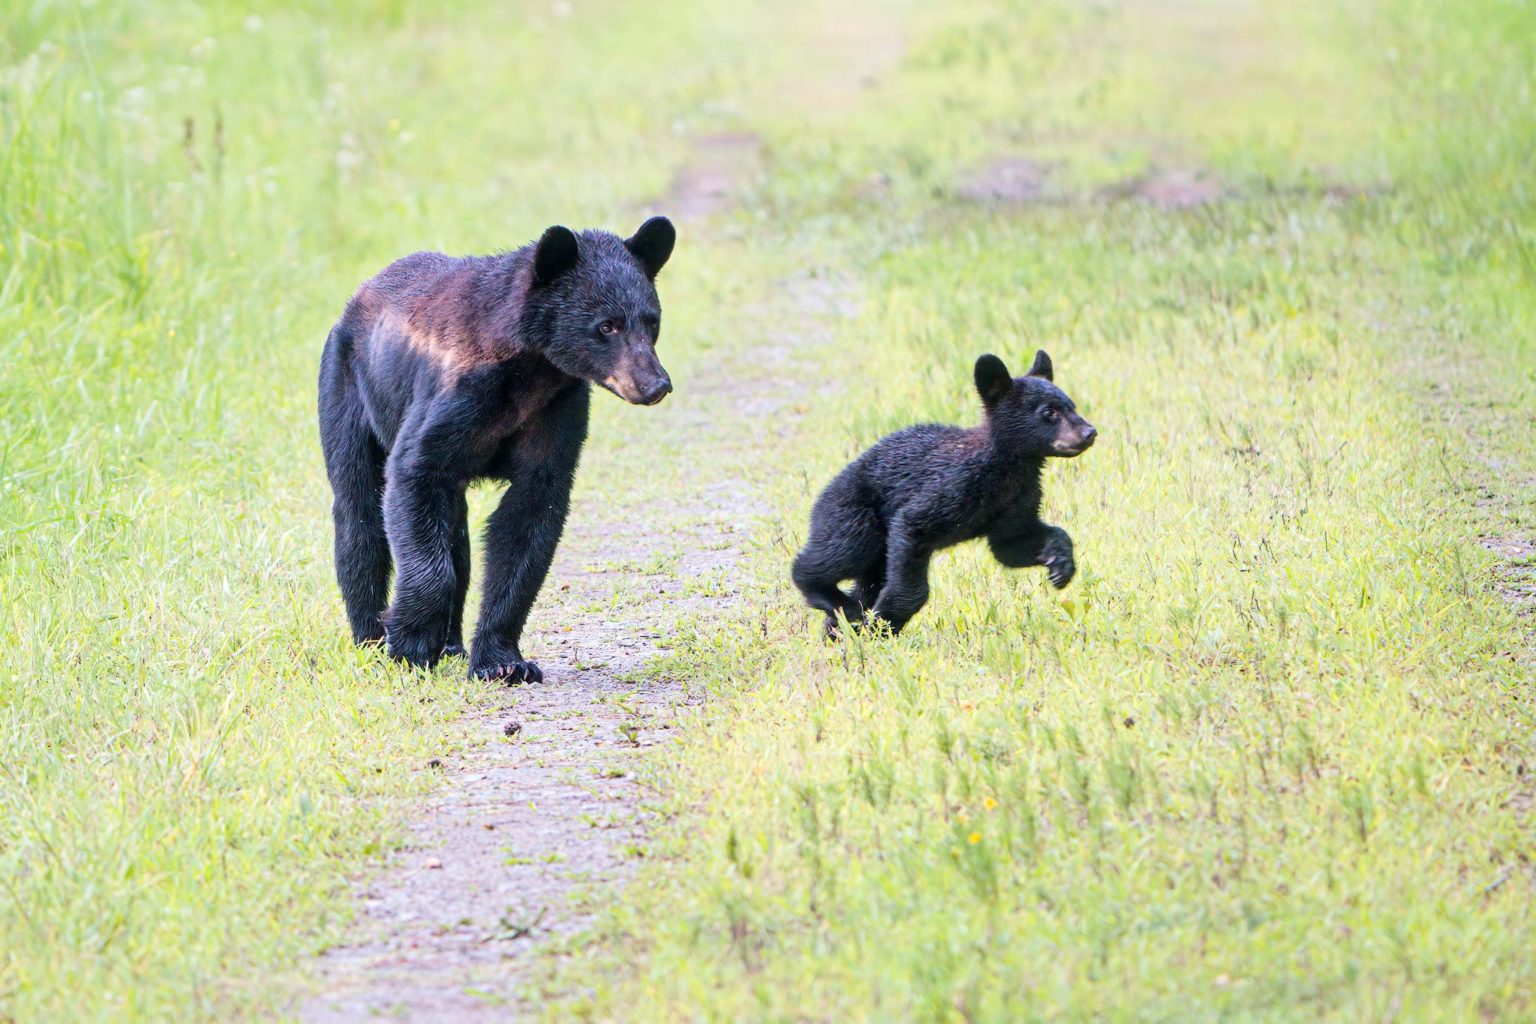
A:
470 385 590 684
793 494 882 637
850 563 886 617
870 526 933 635
989 523 1075 588
318 330 392 645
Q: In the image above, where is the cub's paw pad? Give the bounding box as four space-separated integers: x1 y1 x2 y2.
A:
821 613 868 641
441 642 468 659
1045 557 1076 589
472 660 544 685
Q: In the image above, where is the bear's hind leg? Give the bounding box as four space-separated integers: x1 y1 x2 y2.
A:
443 494 470 658
319 336 392 645
797 577 862 639
850 562 886 616
792 504 882 637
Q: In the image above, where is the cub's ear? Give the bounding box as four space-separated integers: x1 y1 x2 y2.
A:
1025 349 1053 381
625 216 676 280
532 225 579 286
974 353 1013 409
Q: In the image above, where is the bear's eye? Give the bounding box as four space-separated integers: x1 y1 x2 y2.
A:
598 321 620 336
1041 406 1059 421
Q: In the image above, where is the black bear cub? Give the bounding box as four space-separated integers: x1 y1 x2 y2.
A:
319 217 676 684
792 350 1096 636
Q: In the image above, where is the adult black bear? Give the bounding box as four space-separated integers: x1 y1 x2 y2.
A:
792 350 1096 637
318 217 676 683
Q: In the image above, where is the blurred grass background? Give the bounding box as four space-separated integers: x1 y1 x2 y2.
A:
2 0 1533 1019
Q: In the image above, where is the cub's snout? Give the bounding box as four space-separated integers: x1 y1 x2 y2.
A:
1054 417 1097 456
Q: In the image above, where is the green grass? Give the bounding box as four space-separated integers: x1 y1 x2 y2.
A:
549 1 1536 1020
3 0 1534 1020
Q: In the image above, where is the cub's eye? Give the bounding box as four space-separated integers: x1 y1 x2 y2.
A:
1042 407 1059 421
598 321 620 336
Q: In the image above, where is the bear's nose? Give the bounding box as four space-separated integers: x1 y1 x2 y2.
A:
639 378 673 405
1080 425 1097 446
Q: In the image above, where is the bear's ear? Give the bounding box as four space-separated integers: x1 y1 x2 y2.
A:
532 225 579 286
1025 349 1053 381
974 353 1012 409
625 216 676 280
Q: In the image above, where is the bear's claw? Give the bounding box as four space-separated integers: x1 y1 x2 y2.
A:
472 659 544 685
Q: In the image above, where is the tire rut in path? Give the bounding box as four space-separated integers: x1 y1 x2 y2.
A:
299 529 723 1022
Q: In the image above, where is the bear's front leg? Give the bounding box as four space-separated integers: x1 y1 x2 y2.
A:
470 386 588 684
380 467 465 668
469 477 562 684
989 523 1075 588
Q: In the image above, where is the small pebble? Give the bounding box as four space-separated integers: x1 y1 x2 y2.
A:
504 721 523 737
425 857 443 870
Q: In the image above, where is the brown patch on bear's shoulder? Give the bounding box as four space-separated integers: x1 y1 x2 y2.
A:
373 309 489 380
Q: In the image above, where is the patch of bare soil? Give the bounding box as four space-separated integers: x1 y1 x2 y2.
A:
661 132 764 221
1478 508 1536 619
953 157 1056 205
1100 165 1229 209
1424 377 1536 630
953 153 1229 211
952 153 1228 208
953 148 1393 214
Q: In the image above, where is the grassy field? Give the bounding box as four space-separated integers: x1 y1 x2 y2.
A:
2 0 1533 1020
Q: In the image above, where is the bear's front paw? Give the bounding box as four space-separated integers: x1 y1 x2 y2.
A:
442 640 467 659
470 659 544 685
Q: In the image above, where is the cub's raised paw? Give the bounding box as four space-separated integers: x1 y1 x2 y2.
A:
471 659 544 685
1044 555 1076 589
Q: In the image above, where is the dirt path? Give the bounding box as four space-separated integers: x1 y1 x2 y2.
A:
297 533 724 1021
1426 369 1536 636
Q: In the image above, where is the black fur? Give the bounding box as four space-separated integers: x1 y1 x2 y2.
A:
318 217 676 682
792 350 1096 636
